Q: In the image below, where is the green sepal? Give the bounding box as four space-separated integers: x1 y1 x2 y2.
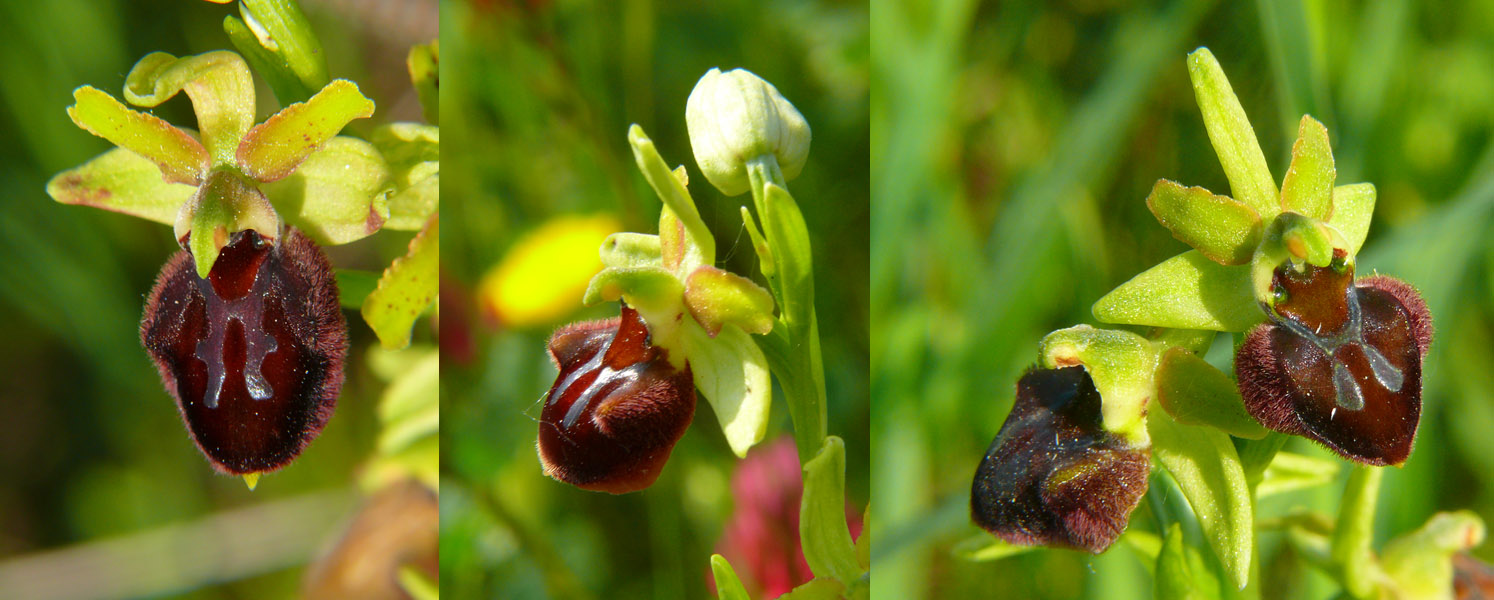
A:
362 215 438 349
123 51 255 168
951 533 1037 562
369 123 440 231
599 232 662 268
1038 325 1159 446
223 14 311 107
682 320 770 457
1188 48 1279 219
407 41 439 125
685 265 776 337
1329 183 1376 254
237 79 375 183
754 171 815 327
1279 115 1336 220
1257 452 1340 499
1146 179 1262 265
1149 409 1254 589
1381 511 1486 599
800 436 862 585
183 169 281 278
709 555 751 600
260 136 390 245
628 125 714 267
1155 523 1223 600
777 579 845 600
1093 250 1261 332
1155 347 1267 439
46 147 196 224
66 86 208 185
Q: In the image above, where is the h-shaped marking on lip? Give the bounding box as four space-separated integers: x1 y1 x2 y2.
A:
194 274 279 409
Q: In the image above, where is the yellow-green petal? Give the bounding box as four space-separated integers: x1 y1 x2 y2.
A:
67 86 208 185
238 79 376 182
46 147 196 224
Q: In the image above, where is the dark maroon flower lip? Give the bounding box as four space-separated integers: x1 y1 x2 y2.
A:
971 366 1150 553
141 227 347 475
1237 257 1432 466
539 304 695 494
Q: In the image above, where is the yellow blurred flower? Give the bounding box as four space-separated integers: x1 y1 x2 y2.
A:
480 215 620 328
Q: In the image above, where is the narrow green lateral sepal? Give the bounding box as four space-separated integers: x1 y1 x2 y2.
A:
1280 115 1337 220
1155 347 1267 439
1187 48 1279 220
1093 250 1261 332
1146 179 1262 265
237 79 376 183
46 147 196 224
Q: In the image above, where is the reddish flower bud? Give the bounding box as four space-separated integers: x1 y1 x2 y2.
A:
971 366 1150 553
141 228 346 475
539 305 695 494
1237 252 1432 466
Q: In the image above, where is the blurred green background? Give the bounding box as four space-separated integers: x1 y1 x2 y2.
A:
0 1 435 598
437 0 867 597
872 0 1494 598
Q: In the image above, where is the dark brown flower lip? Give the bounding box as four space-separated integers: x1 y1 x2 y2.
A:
141 227 347 475
539 304 695 494
970 366 1150 553
1238 266 1432 466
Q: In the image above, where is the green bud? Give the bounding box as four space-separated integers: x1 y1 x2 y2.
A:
685 68 810 196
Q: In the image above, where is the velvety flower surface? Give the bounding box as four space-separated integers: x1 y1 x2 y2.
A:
970 366 1150 553
538 304 695 494
141 227 346 475
1237 252 1432 465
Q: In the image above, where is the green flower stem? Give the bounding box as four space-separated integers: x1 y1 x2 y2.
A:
747 156 826 461
1332 465 1383 599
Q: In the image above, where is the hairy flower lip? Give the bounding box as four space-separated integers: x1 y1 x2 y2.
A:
1238 268 1431 466
539 304 696 494
971 366 1150 553
141 227 346 475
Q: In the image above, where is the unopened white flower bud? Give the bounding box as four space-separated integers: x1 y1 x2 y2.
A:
685 68 810 196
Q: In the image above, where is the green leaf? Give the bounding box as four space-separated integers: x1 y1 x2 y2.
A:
1155 524 1223 600
1257 452 1340 498
1279 115 1336 220
801 436 861 585
1146 180 1262 265
369 123 440 230
1332 466 1382 600
46 147 195 224
238 0 330 100
628 125 714 266
1038 325 1159 445
599 232 662 268
363 215 438 349
760 180 815 327
261 136 390 245
407 41 439 125
777 578 845 600
66 86 208 185
1149 409 1254 589
951 533 1037 562
1329 183 1376 254
682 320 770 457
685 265 775 336
237 79 376 182
1155 347 1267 439
123 51 256 168
1187 48 1279 220
709 555 751 600
1093 250 1262 332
